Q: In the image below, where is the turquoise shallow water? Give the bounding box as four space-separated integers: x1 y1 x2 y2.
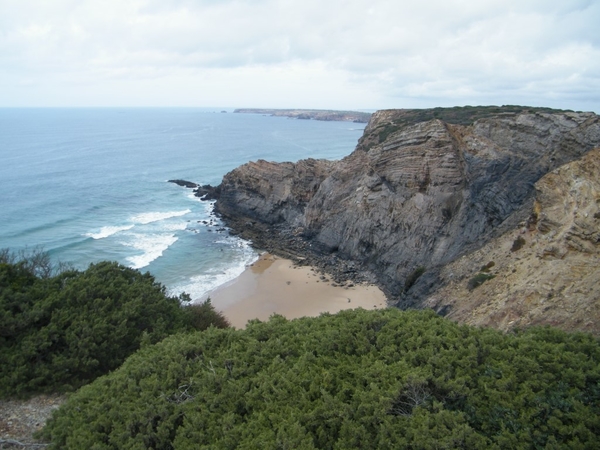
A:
0 108 365 301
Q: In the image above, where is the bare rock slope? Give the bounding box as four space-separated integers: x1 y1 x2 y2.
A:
214 106 600 334
422 148 600 335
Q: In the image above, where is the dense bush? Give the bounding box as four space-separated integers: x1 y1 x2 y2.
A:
41 309 600 449
0 253 228 397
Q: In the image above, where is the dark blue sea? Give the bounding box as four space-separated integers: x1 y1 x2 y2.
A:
0 108 365 301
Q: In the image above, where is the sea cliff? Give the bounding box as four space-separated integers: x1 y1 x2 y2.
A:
213 106 600 334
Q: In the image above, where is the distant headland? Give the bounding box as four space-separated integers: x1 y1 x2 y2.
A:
233 108 372 123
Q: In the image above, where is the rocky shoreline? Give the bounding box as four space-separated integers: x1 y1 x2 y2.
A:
221 216 380 288
171 179 379 292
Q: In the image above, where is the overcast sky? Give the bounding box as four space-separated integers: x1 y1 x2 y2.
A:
1 0 598 111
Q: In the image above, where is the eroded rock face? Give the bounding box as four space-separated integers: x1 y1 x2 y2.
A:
216 158 336 227
215 107 600 312
422 148 600 335
309 110 600 297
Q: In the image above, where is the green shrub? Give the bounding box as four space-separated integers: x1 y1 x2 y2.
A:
0 252 228 398
511 236 526 252
184 299 230 330
377 124 401 143
40 309 600 449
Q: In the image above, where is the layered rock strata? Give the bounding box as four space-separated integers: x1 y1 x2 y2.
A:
213 106 600 333
422 148 600 335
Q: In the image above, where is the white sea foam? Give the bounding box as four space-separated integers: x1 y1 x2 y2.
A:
130 209 191 225
186 191 201 201
160 221 188 232
203 200 216 215
170 236 258 301
124 233 178 269
85 224 134 240
173 265 246 302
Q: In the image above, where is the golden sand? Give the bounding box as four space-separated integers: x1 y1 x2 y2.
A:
200 253 387 328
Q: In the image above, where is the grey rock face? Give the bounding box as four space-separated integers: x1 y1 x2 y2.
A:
215 108 600 301
216 158 336 227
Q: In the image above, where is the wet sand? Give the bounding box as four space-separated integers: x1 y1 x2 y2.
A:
201 254 388 328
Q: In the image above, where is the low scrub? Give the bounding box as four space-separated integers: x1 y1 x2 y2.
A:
41 309 600 449
0 250 228 398
511 236 526 252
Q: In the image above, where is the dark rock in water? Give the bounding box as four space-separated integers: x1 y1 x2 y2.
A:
213 106 600 314
193 184 221 200
168 179 198 189
168 179 220 200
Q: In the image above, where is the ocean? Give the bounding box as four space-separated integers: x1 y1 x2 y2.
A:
0 108 365 302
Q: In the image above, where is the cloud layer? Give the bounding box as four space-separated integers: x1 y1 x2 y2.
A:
1 0 598 111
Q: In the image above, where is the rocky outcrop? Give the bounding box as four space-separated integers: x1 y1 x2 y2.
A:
168 179 198 189
214 106 600 333
167 179 220 200
193 184 220 200
216 158 336 228
421 148 600 335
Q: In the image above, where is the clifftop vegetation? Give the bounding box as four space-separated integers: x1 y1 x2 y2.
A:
2 249 600 448
0 249 228 398
42 308 600 449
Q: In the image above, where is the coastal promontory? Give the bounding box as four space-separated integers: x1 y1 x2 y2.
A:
213 105 600 335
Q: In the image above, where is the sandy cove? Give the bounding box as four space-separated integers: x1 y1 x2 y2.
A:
201 254 388 329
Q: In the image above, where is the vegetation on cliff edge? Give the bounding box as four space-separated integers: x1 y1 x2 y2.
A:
41 308 600 449
0 249 229 398
369 105 574 147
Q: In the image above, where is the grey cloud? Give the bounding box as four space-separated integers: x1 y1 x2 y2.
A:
0 0 598 110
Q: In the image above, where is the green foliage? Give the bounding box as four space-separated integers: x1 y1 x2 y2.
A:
511 236 526 252
467 272 496 290
0 253 228 398
404 266 426 292
480 261 495 272
377 124 401 143
41 309 600 449
184 298 230 330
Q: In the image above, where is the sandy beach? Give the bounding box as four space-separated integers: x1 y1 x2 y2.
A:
201 254 387 328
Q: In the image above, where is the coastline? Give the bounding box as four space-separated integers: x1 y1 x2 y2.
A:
233 108 371 123
201 253 387 328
